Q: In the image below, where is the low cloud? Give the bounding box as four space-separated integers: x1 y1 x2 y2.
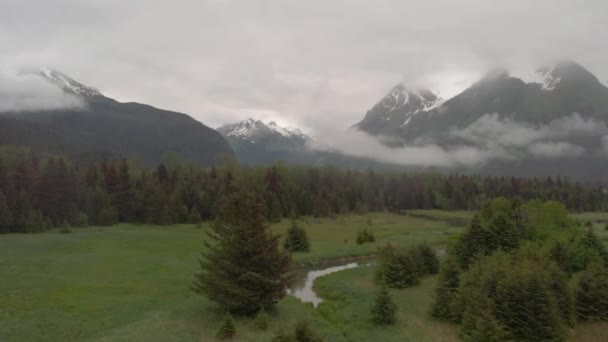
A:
310 112 603 167
0 70 85 112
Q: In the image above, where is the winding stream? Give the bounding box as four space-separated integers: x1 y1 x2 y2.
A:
287 260 375 308
287 247 445 308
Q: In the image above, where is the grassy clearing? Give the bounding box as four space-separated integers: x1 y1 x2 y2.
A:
1 210 607 341
0 213 457 341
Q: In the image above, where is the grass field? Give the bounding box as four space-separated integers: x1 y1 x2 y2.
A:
1 210 607 341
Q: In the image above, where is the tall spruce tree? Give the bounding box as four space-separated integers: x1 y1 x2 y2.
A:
371 286 397 325
192 193 293 315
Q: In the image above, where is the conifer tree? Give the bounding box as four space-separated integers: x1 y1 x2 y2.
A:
371 286 397 325
216 314 236 340
192 193 292 315
284 220 310 252
430 256 461 321
0 191 14 233
575 263 608 321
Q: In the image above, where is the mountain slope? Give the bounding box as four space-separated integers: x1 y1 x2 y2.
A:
0 69 233 165
356 61 608 180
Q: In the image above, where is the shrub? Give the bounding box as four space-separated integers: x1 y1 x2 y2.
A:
293 320 322 342
72 211 89 228
253 310 270 330
59 221 72 234
584 220 594 228
216 314 236 340
270 326 293 342
371 286 397 325
356 228 375 245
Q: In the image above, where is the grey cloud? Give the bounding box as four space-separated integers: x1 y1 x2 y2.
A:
528 142 585 158
1 0 607 128
0 70 85 112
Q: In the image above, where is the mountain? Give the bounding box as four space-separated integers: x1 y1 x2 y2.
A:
356 61 608 180
218 118 312 164
355 84 443 137
0 69 233 165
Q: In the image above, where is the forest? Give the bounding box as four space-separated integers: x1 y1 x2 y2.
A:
1 147 607 234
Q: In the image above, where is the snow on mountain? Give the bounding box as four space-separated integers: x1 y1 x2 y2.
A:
218 118 308 143
39 68 102 96
356 84 442 133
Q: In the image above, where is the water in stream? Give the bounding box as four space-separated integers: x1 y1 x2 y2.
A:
287 260 374 308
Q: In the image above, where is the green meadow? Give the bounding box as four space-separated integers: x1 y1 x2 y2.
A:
1 211 607 341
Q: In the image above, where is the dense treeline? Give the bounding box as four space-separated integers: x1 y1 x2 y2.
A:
1 148 608 233
430 198 608 341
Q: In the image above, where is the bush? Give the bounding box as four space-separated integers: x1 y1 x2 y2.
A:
356 228 375 245
293 320 322 342
584 220 594 228
371 286 397 325
270 326 293 342
284 220 310 252
59 221 72 234
253 310 270 330
72 211 89 228
216 314 236 340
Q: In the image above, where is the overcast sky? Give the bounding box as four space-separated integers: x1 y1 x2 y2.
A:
2 0 608 131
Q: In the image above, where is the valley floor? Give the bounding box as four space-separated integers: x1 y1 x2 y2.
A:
1 211 607 341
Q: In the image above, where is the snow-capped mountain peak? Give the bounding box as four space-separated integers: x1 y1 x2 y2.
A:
39 68 102 97
356 84 442 133
218 118 308 143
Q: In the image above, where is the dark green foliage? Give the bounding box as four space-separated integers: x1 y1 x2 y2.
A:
371 286 397 325
430 256 461 321
293 320 323 342
376 244 419 288
584 220 593 227
270 327 293 342
604 223 608 231
575 263 608 321
216 314 236 340
0 191 14 233
59 220 71 234
356 228 375 245
284 220 310 252
192 193 292 315
252 310 270 330
411 243 440 275
456 252 567 342
571 229 608 271
188 208 202 225
72 211 89 228
1 149 608 235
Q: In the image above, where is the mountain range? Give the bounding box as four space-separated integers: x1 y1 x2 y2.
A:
354 61 608 180
0 69 233 165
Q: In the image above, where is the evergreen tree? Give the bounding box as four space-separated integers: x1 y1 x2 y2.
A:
188 207 203 225
284 220 310 252
252 310 270 330
271 326 293 342
216 314 236 340
0 191 14 233
411 243 440 275
371 286 397 325
575 263 608 321
430 256 461 321
192 193 293 315
293 320 322 342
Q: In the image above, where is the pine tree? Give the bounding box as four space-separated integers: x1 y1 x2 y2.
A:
380 253 419 288
371 286 397 325
252 310 270 330
293 320 322 342
192 193 293 315
0 191 14 233
575 263 608 321
216 314 236 340
430 256 461 321
188 208 203 225
284 220 310 252
271 326 293 342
